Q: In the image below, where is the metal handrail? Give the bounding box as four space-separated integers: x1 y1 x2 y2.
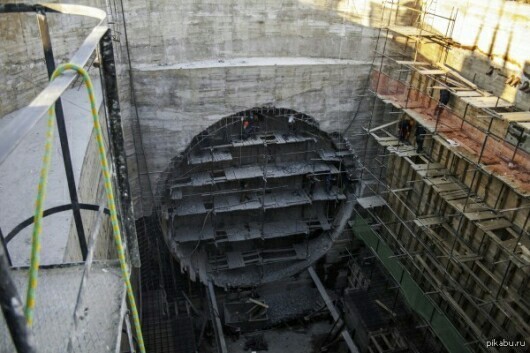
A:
3 203 110 244
0 3 107 164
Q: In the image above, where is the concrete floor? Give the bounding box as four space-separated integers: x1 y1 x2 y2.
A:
226 321 332 353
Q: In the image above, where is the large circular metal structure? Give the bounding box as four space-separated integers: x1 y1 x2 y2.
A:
159 108 356 288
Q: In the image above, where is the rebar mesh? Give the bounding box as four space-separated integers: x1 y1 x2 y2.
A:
136 216 199 353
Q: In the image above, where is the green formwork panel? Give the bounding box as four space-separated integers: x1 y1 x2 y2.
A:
351 216 471 353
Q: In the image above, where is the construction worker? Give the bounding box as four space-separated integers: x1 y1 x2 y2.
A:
415 124 426 153
288 114 296 134
398 118 411 143
305 174 320 197
325 173 336 194
242 114 255 140
434 88 451 117
240 181 251 202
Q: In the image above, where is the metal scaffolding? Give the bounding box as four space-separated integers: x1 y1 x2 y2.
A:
349 1 530 353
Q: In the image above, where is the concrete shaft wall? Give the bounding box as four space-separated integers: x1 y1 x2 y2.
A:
119 0 393 213
0 0 105 118
124 0 383 65
133 60 371 198
421 0 530 110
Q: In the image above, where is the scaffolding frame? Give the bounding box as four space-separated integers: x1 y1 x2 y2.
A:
349 1 530 352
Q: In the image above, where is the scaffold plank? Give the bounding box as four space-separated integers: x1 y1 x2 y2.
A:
395 60 430 66
357 196 386 209
453 91 482 97
476 218 513 231
418 69 447 75
414 216 444 227
461 96 512 108
464 210 502 221
387 25 427 37
498 112 530 122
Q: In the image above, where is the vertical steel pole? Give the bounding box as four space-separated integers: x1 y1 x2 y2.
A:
0 234 36 353
36 7 88 259
0 227 11 266
98 29 141 267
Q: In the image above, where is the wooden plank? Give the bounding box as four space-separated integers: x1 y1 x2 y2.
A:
370 133 400 146
433 182 462 192
418 69 447 75
498 112 530 122
396 60 430 66
414 216 444 227
247 298 269 309
439 64 478 90
379 139 401 146
357 196 387 209
402 109 436 133
441 190 470 201
411 162 444 171
390 145 418 157
417 169 448 178
476 218 512 231
387 25 426 37
453 90 483 97
461 96 512 108
432 86 475 93
464 210 501 221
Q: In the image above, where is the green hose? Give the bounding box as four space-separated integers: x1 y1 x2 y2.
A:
25 63 146 353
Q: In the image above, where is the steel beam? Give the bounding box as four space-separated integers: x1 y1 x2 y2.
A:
0 234 36 353
207 281 228 353
0 3 55 13
99 29 140 267
308 267 360 353
0 228 11 266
